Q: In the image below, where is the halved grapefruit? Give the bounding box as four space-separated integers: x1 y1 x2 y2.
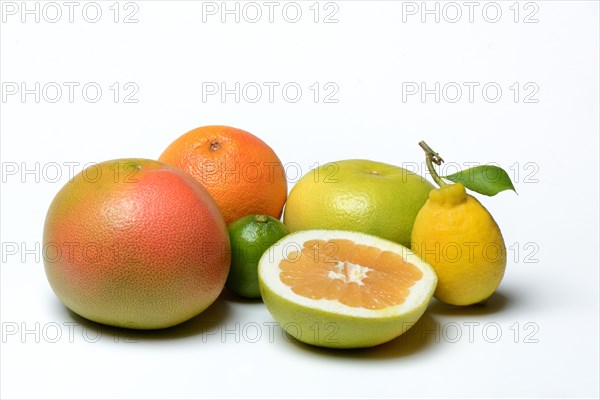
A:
258 230 437 348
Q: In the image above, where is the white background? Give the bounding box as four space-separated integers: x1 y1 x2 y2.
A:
1 1 599 399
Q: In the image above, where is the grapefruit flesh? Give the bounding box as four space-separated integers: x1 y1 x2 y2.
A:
259 230 437 348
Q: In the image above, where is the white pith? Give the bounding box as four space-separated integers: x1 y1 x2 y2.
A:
328 261 370 285
259 230 438 318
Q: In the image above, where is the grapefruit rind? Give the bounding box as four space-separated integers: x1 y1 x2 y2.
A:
283 160 434 247
43 158 230 330
258 230 437 348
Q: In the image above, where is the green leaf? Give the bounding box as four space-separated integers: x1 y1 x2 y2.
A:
444 165 517 196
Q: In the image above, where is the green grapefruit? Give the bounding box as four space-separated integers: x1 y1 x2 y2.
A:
258 230 437 348
283 160 434 247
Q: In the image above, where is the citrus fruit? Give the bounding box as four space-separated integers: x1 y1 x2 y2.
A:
411 183 507 306
159 125 287 224
283 160 434 247
227 215 289 298
258 230 437 348
43 159 230 329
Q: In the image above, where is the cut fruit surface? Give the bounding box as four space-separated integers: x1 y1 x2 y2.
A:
258 230 437 348
280 239 423 309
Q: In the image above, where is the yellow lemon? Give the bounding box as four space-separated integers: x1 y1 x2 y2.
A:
411 183 506 306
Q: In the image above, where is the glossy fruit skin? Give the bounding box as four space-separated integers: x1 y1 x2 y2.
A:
226 215 289 298
283 160 434 247
43 159 230 329
411 183 507 306
159 125 287 225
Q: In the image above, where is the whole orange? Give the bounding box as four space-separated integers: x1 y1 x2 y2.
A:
43 159 230 329
159 126 287 224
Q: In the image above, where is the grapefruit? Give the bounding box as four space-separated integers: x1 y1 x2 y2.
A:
283 160 434 247
159 125 287 224
43 159 230 329
258 230 437 348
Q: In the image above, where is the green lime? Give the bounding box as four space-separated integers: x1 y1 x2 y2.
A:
226 214 289 298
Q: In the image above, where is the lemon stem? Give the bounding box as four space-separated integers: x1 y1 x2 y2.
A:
419 141 448 188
